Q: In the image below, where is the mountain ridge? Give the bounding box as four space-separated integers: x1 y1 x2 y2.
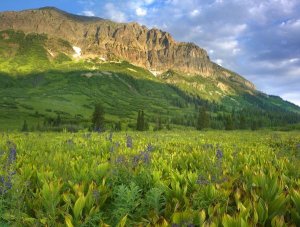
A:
0 7 255 90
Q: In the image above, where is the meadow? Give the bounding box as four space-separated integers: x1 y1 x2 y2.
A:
0 130 300 226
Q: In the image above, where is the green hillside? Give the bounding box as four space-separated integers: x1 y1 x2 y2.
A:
0 30 299 131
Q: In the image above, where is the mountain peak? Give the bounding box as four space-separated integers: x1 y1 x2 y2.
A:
0 7 254 89
38 6 61 11
32 6 104 22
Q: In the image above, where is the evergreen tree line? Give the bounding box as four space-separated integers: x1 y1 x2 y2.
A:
21 100 300 132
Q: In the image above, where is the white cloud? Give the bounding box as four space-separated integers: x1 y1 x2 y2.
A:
104 3 127 22
190 9 200 17
233 48 241 55
136 7 147 16
215 59 223 65
216 40 239 50
280 19 300 29
82 10 95 16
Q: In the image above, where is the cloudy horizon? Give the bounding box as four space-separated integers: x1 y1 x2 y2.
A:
1 0 299 106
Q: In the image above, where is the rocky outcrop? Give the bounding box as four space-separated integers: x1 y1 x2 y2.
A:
0 7 255 89
0 7 213 75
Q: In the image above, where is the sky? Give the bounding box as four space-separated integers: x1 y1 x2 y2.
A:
1 0 300 106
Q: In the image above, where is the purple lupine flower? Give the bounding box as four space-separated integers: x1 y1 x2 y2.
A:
115 155 126 165
0 175 12 194
126 136 133 148
132 155 140 167
146 143 154 152
0 176 4 184
8 146 17 165
4 180 12 190
216 149 223 159
211 175 217 183
140 151 151 164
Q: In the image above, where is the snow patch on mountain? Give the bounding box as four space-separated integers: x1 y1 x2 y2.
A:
72 46 81 58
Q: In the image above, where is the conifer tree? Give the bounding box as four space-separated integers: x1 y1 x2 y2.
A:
137 110 146 131
196 107 209 130
92 103 105 131
54 114 61 126
115 121 122 131
21 120 29 132
136 110 141 131
239 114 246 129
225 115 233 130
141 110 145 131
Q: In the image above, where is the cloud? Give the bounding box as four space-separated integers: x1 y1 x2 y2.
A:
136 7 147 16
190 9 200 17
104 3 126 22
215 59 223 66
82 10 95 16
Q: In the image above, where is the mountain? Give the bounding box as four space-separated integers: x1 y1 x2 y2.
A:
0 7 299 130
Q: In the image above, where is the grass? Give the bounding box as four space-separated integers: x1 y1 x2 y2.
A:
0 130 299 226
0 70 198 130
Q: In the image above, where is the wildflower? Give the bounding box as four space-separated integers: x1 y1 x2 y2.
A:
0 176 4 184
126 136 133 148
115 155 126 165
8 147 17 164
216 149 223 159
0 175 12 194
140 151 151 164
132 155 140 167
146 143 154 152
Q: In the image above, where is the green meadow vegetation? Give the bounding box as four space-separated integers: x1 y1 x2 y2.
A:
0 131 300 226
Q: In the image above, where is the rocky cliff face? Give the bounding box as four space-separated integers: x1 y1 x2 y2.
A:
0 7 254 89
0 7 213 75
